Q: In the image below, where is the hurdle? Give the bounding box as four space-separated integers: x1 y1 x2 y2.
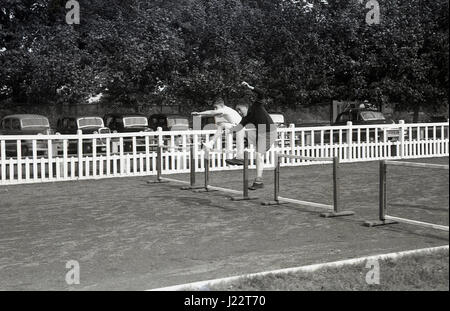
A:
262 152 355 218
148 143 257 201
364 160 449 231
190 148 257 201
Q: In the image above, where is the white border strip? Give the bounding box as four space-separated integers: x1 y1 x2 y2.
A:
147 245 449 291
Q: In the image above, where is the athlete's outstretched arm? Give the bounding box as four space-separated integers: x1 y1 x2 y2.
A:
191 110 223 117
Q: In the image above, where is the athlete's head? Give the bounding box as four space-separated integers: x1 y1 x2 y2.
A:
213 97 225 110
235 103 249 117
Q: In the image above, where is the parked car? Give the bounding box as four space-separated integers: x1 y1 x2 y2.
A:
104 113 152 133
103 113 154 152
148 114 190 131
290 104 401 146
269 113 286 128
149 114 192 148
0 114 54 156
56 116 111 154
333 107 400 142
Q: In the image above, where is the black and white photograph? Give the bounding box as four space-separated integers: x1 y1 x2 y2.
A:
0 0 448 298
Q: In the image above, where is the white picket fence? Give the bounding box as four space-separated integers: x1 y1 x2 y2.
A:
0 121 448 185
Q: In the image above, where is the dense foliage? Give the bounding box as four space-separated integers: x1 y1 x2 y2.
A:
0 0 448 117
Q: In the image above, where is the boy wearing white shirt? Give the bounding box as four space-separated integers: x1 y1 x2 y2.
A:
191 97 245 159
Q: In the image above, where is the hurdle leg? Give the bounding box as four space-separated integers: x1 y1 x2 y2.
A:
232 151 258 201
364 160 397 227
320 156 355 218
181 144 205 190
147 146 169 184
193 150 218 193
262 155 287 206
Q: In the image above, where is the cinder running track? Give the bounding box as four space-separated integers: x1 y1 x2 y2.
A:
0 158 448 290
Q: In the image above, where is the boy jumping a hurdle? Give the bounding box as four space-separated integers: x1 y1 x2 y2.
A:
226 81 277 190
191 97 245 159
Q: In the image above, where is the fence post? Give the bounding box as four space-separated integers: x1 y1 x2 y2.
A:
290 124 296 165
398 120 405 158
0 140 5 183
77 130 83 178
17 139 22 182
157 127 164 146
47 138 53 180
346 121 353 161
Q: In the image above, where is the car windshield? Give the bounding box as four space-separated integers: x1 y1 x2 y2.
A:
98 127 111 134
123 117 148 127
360 111 386 121
21 117 50 128
77 117 104 128
270 114 285 124
167 118 188 127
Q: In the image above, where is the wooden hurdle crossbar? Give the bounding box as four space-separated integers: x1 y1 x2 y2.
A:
262 152 355 218
364 160 449 231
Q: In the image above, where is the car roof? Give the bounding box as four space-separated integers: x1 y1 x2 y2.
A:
2 114 49 120
150 114 188 118
104 113 147 118
59 116 103 120
344 108 380 113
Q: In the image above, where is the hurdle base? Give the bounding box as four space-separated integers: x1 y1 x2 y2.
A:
261 200 289 206
147 179 170 184
193 187 219 193
231 196 258 201
320 210 355 218
181 186 206 190
363 219 398 227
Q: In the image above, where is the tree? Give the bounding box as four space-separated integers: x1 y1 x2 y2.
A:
0 0 448 119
